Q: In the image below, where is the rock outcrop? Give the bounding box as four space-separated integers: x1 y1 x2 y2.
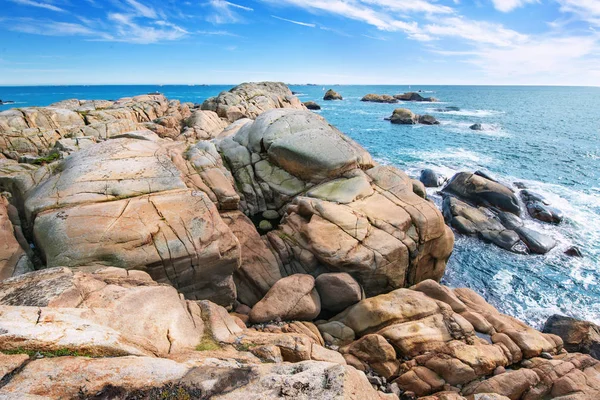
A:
388 108 439 125
441 172 558 254
543 315 600 359
361 94 398 103
303 101 321 110
394 92 437 102
202 82 305 122
323 89 343 100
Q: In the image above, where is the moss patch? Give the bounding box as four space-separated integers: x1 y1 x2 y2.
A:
32 152 60 165
195 336 221 352
2 348 92 358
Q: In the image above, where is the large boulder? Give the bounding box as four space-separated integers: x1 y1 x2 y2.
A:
249 274 321 323
181 109 228 140
442 172 520 215
201 82 305 122
389 108 417 124
543 315 600 359
323 89 343 100
420 169 444 188
315 273 363 313
303 101 321 110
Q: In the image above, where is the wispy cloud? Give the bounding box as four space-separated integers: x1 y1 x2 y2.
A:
107 13 188 43
491 0 538 13
557 0 600 27
271 15 316 27
124 0 157 19
197 30 240 36
8 0 66 12
224 1 253 11
362 34 386 41
5 18 100 36
207 0 253 24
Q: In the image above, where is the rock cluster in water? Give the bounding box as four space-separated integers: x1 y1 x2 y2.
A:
0 82 598 399
387 108 440 125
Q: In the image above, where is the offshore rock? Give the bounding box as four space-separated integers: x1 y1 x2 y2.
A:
323 89 343 100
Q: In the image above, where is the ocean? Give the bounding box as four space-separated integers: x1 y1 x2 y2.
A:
1 84 599 328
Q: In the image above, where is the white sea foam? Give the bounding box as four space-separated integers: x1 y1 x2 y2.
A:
428 109 505 117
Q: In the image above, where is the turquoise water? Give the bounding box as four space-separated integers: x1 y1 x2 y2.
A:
1 84 599 327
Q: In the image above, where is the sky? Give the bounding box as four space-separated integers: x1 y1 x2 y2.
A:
0 0 599 85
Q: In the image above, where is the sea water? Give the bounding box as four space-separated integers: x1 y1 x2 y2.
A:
1 84 599 327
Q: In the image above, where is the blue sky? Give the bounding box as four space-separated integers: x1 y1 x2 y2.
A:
0 0 599 85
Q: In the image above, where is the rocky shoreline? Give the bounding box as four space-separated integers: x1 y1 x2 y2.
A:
0 82 598 399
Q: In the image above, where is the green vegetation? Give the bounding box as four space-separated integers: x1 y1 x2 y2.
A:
32 152 60 165
2 347 89 358
195 336 221 352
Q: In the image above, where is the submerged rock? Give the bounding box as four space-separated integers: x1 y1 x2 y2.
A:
323 89 343 100
470 123 483 131
565 246 583 257
434 106 460 112
303 101 321 110
418 114 440 125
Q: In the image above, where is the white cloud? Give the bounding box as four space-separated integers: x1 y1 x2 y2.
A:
423 17 528 46
8 0 66 12
224 1 254 11
271 15 316 27
107 13 188 43
467 35 600 82
124 0 158 19
361 0 454 14
197 30 239 36
491 0 537 13
208 0 253 24
557 0 600 26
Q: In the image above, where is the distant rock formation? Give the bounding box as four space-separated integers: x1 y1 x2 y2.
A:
387 108 439 125
323 89 343 100
394 92 437 102
361 94 397 103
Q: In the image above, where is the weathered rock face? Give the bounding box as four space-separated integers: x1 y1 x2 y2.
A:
394 92 437 102
361 94 398 103
543 315 600 359
217 108 374 215
0 267 204 356
0 196 32 280
221 211 282 307
0 94 194 159
267 165 454 297
202 82 305 122
323 89 343 100
181 109 229 140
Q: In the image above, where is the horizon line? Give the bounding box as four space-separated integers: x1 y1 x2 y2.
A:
0 83 598 88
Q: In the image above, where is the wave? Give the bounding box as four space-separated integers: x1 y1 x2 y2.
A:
428 108 505 117
438 121 510 138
